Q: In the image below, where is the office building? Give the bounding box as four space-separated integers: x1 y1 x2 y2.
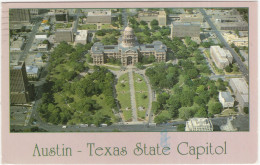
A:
55 29 74 43
55 9 69 23
171 22 200 38
75 30 88 45
210 46 233 69
9 9 31 23
10 37 25 52
10 62 32 104
229 78 249 108
86 10 111 24
138 10 167 26
219 91 235 108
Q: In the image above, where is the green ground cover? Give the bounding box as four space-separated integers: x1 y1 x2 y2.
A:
78 24 97 30
133 73 149 119
116 73 132 121
101 24 112 29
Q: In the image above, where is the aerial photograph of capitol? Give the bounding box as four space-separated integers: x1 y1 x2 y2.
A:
9 8 249 132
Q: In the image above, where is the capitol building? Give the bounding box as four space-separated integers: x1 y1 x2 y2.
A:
90 26 167 66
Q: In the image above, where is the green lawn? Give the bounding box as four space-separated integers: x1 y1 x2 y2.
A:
78 24 97 30
102 65 121 71
116 73 132 121
55 23 72 29
133 73 149 119
122 110 132 122
101 24 112 29
217 108 237 117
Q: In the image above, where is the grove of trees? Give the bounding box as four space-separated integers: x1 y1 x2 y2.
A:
38 42 117 126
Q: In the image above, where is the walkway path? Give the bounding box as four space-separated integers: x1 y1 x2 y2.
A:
128 69 138 122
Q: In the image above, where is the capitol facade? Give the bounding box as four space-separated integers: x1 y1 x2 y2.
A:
90 26 167 66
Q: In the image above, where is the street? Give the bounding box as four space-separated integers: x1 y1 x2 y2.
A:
200 9 249 81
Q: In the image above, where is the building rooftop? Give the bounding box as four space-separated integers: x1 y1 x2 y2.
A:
230 78 248 95
185 118 213 131
38 44 48 48
35 52 43 58
220 91 234 102
172 22 200 26
10 61 24 69
10 38 24 49
75 30 88 41
211 46 232 63
88 10 111 16
26 65 39 74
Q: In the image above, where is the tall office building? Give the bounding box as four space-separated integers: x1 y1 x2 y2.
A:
9 9 31 23
10 62 33 104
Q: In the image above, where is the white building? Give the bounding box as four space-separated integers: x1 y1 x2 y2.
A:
35 34 48 39
75 30 88 45
210 46 233 69
185 118 213 132
229 78 249 108
38 44 48 51
26 65 40 78
219 91 235 108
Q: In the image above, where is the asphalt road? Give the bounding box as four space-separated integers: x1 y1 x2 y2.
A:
19 21 41 62
72 9 81 33
200 9 249 81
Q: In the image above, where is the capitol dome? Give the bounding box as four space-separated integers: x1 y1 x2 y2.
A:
124 26 133 32
124 26 134 36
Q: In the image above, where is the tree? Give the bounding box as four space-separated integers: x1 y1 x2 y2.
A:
196 85 205 94
194 106 208 118
208 100 222 116
177 124 185 131
152 101 160 114
154 110 171 124
140 20 147 26
244 107 249 114
150 19 159 26
225 65 232 73
178 107 194 120
157 92 170 107
135 62 145 69
96 30 106 36
141 94 147 99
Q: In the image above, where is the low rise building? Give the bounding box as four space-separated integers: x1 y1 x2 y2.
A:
210 46 233 69
37 44 48 51
185 118 213 132
10 38 25 52
55 29 74 43
86 10 111 24
171 22 200 39
170 13 203 23
219 91 235 108
75 30 88 45
229 78 249 108
35 34 48 40
222 32 248 47
26 65 40 79
138 10 167 26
